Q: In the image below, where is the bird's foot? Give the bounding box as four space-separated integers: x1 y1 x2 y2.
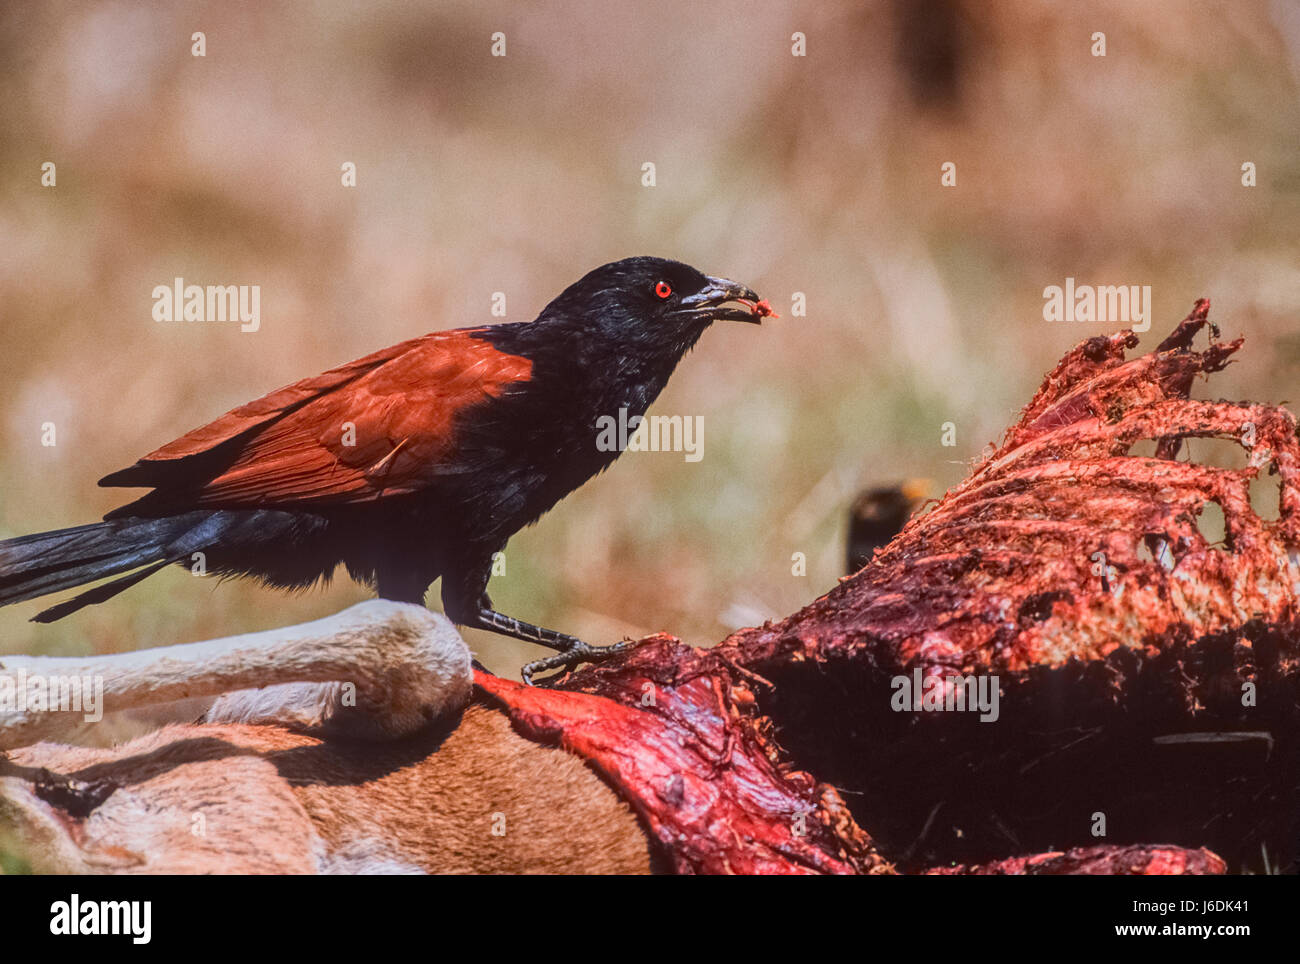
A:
522 638 634 687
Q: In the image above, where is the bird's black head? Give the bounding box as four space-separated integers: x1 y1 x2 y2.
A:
537 256 766 354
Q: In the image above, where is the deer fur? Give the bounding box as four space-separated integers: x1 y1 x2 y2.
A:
0 601 654 873
0 704 653 873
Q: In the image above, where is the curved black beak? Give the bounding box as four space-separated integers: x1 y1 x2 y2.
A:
671 275 766 323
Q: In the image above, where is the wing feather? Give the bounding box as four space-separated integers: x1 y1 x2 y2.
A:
100 328 532 510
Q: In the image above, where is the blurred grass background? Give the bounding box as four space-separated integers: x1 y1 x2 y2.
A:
0 0 1297 687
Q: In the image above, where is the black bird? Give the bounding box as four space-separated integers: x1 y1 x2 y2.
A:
0 257 770 682
845 480 929 574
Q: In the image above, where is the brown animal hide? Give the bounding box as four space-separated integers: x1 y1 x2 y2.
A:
1 704 654 874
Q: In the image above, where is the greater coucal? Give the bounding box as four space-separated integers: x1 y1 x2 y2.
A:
0 257 771 682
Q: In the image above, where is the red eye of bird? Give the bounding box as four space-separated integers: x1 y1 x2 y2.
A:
654 281 672 299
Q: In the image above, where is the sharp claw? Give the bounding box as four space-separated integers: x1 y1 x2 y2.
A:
520 639 634 686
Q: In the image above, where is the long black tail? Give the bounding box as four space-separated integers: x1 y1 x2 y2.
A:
0 511 223 622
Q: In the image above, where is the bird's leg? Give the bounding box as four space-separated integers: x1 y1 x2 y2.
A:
472 606 633 686
474 606 582 652
443 564 631 685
